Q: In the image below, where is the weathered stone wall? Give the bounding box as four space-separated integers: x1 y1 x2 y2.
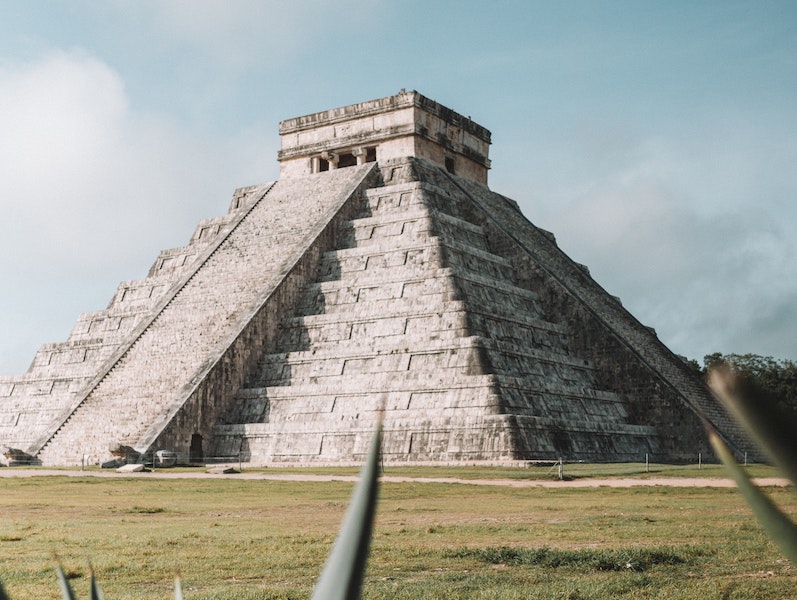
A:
0 184 267 453
449 169 754 460
1 105 748 466
33 166 375 465
202 157 723 465
151 167 381 460
278 91 490 185
210 175 515 463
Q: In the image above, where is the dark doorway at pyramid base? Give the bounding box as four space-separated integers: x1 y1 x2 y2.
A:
189 433 204 463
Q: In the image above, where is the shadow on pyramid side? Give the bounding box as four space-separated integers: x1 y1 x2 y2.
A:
0 91 751 466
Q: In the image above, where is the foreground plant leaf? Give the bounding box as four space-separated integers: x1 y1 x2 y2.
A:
708 365 797 485
708 428 797 563
311 423 382 600
89 565 103 600
55 563 76 600
0 578 9 600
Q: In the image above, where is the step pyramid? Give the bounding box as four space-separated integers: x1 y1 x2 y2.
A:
0 91 750 466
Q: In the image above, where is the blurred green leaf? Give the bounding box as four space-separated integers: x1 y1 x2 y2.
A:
311 424 382 600
89 565 103 600
55 563 76 600
709 365 797 486
709 429 797 563
0 578 9 600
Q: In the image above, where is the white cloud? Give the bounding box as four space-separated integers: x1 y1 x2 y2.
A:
111 0 385 73
0 49 276 374
0 51 124 198
537 150 797 362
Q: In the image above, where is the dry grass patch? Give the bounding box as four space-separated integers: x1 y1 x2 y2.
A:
0 474 794 598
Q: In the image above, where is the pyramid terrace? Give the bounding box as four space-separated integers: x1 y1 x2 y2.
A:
0 91 749 467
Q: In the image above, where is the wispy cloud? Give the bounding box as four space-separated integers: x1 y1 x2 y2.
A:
531 130 797 361
0 49 275 373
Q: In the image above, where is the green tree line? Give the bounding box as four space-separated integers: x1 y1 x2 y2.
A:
698 353 797 417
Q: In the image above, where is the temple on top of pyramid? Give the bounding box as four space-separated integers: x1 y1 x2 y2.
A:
278 90 491 184
0 91 751 467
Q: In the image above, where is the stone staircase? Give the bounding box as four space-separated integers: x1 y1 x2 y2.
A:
2 155 747 466
0 184 268 454
451 170 752 457
33 166 375 465
210 172 657 463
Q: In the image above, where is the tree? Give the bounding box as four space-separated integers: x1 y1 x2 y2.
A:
703 353 797 417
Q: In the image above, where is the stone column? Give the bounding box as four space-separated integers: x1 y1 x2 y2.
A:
322 151 339 170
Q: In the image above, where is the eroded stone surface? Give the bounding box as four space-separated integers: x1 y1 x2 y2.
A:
0 92 750 466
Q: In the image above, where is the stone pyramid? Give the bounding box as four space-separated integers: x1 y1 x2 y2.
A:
0 91 749 466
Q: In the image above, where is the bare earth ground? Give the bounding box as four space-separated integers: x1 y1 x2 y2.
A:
0 468 790 488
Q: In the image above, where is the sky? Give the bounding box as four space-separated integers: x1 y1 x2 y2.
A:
1 1 795 375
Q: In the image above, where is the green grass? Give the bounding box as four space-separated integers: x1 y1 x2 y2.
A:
0 475 794 598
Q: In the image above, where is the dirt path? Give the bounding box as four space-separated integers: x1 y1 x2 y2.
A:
0 468 790 488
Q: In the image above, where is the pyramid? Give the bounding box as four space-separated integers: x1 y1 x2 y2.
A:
1 91 750 466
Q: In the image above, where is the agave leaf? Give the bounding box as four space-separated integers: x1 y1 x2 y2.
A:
55 563 76 600
709 428 797 563
0 578 9 600
89 565 104 600
311 423 382 600
708 365 797 486
174 574 184 600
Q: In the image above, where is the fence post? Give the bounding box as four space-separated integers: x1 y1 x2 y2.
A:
645 453 649 473
558 458 563 480
698 452 702 470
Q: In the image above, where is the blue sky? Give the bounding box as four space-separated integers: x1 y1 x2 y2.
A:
1 1 796 374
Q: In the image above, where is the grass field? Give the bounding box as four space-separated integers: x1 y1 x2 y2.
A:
0 469 795 599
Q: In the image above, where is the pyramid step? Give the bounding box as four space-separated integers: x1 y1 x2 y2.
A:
296 290 461 321
28 339 110 372
442 240 517 282
493 374 622 403
275 309 468 352
362 182 425 215
322 234 509 267
107 274 178 310
339 208 437 249
318 240 441 273
314 241 516 288
294 268 543 323
296 270 457 314
68 306 150 342
340 208 490 253
348 204 429 227
477 338 596 370
285 298 467 328
242 372 497 400
317 258 443 284
258 335 479 366
255 340 482 386
466 310 569 346
220 385 502 427
247 372 621 409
